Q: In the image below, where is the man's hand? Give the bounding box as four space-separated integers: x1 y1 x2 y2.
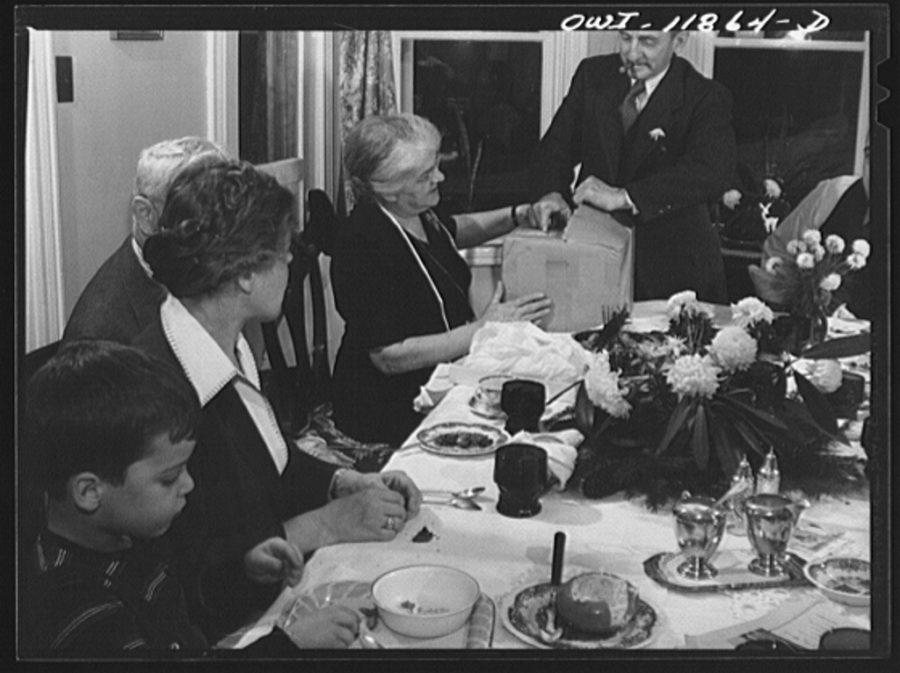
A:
334 469 422 518
532 192 571 231
244 536 305 586
573 176 630 212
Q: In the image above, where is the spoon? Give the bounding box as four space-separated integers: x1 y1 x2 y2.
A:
422 486 485 500
421 495 482 510
359 628 385 649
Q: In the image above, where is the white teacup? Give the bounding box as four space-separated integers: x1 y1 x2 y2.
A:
474 375 512 415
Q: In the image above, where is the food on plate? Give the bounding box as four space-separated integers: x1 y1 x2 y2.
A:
555 572 638 636
433 431 495 449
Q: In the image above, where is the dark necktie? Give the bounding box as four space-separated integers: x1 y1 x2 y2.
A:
619 80 645 134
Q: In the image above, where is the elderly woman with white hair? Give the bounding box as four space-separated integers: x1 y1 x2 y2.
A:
331 113 553 445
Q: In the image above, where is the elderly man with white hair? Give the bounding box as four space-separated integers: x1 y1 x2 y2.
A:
62 137 229 344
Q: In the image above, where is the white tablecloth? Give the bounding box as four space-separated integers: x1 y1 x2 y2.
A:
232 304 871 650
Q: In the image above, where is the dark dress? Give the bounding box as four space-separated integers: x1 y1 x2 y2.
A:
133 316 338 640
330 202 474 445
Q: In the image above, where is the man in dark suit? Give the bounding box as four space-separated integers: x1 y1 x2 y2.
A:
62 137 229 344
532 31 736 303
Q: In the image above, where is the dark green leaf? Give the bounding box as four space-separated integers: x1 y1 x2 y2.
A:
718 394 790 433
793 370 839 436
691 404 710 470
656 397 692 455
801 333 870 359
707 411 739 476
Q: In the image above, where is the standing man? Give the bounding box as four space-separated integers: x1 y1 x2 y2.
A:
532 31 735 303
62 137 229 344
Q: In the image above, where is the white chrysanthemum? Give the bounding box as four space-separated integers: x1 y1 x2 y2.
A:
764 256 783 274
584 351 632 418
802 229 822 246
846 252 867 270
796 252 815 269
825 234 845 254
709 326 758 372
731 296 774 328
666 354 720 398
819 273 842 291
851 239 870 258
793 358 843 394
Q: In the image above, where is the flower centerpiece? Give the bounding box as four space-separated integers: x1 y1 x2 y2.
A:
750 230 869 352
572 291 869 509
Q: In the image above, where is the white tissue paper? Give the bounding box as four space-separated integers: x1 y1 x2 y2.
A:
464 322 591 386
508 429 583 490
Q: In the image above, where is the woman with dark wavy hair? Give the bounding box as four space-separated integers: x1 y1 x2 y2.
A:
134 159 421 645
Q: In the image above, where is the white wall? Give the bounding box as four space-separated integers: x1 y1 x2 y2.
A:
52 31 209 321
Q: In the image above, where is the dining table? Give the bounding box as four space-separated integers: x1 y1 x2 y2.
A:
225 301 872 653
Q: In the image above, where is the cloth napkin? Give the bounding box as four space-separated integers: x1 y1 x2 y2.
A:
413 363 454 413
507 429 582 490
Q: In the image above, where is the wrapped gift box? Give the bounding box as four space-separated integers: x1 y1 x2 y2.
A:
501 205 633 332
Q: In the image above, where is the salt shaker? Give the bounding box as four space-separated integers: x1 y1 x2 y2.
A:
726 455 754 535
756 447 781 495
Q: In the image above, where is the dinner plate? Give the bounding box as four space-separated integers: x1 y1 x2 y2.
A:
417 422 509 457
500 581 658 649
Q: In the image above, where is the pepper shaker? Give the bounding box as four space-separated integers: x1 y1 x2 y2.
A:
726 455 754 535
756 447 781 495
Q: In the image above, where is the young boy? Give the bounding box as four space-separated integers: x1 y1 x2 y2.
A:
20 340 360 656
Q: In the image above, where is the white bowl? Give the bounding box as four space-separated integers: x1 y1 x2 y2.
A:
371 564 480 638
803 557 871 607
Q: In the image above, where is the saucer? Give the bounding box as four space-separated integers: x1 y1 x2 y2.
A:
501 582 657 649
468 395 506 420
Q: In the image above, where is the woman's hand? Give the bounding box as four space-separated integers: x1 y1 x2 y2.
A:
286 487 410 549
333 469 422 518
280 605 360 648
480 281 552 326
244 536 305 586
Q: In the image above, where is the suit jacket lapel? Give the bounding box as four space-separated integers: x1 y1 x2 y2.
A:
621 59 685 182
124 238 167 328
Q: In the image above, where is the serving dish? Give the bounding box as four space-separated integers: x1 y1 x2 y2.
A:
417 422 508 457
501 581 658 649
643 551 808 593
803 557 870 606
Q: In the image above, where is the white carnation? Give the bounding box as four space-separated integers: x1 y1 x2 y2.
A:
819 273 841 291
802 229 822 246
764 256 783 274
846 252 867 270
851 239 870 258
825 234 845 254
796 252 815 269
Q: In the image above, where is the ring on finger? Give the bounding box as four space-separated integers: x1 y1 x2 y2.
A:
383 515 397 531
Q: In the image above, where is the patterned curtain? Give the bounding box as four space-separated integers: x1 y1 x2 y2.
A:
338 31 397 213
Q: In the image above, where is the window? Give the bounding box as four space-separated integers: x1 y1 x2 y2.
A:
399 37 542 213
712 32 868 208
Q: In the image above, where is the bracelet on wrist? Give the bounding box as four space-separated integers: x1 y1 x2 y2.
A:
510 203 521 228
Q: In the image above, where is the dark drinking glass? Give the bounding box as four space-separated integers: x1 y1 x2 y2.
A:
501 379 546 435
493 443 548 518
